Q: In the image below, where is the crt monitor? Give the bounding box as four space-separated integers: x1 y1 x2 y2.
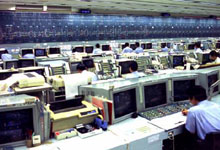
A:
161 43 167 48
34 48 47 57
130 44 136 50
173 56 184 67
141 43 146 49
0 72 17 80
188 44 195 50
166 43 171 48
119 61 134 75
21 49 33 57
0 108 34 146
48 47 61 55
23 69 45 76
216 43 220 49
146 43 152 49
4 60 19 69
208 73 219 93
75 47 84 53
18 59 35 68
82 58 95 69
70 62 82 73
113 88 137 119
102 45 110 51
85 46 94 53
202 54 210 64
144 83 167 108
173 79 196 102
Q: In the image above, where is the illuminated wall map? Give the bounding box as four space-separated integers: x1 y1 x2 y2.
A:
0 11 220 44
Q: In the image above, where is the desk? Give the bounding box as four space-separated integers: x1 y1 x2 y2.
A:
14 131 127 150
14 83 52 103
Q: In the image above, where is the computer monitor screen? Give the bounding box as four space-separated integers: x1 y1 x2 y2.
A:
85 46 94 53
173 79 195 102
141 43 146 49
119 61 134 75
24 69 45 76
208 74 219 93
202 54 210 64
130 44 136 50
146 43 152 49
102 45 110 51
75 47 84 53
21 49 33 57
0 72 16 80
188 44 195 50
161 43 167 48
167 43 171 48
70 62 82 73
173 56 184 67
19 59 35 68
144 83 167 108
216 43 220 49
48 48 61 55
0 108 33 145
113 88 137 118
34 49 47 57
82 59 95 69
5 60 18 69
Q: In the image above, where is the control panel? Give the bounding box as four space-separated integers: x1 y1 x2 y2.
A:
139 101 191 120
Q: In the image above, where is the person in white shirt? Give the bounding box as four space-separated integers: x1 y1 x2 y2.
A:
126 61 145 79
93 43 102 55
122 43 133 53
194 42 203 53
209 50 220 64
1 50 12 61
77 64 98 82
133 42 144 54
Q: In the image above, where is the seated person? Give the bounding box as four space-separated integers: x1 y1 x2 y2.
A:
134 42 144 54
77 64 98 82
1 50 12 61
209 50 220 64
23 53 35 59
182 86 220 141
194 42 203 53
126 61 145 79
122 43 133 53
93 43 102 55
161 46 169 52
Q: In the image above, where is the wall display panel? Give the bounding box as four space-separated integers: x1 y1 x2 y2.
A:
0 11 220 44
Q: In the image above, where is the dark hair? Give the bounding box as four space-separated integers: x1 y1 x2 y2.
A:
210 50 219 57
195 42 201 48
95 43 100 48
187 86 207 102
129 61 138 72
76 64 86 71
125 42 129 47
135 42 140 47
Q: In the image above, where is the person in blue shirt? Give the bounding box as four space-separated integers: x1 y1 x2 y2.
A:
126 61 145 79
133 42 144 54
182 86 220 141
1 49 13 61
93 43 102 55
122 43 133 53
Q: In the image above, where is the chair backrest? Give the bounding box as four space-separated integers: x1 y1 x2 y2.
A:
205 132 220 150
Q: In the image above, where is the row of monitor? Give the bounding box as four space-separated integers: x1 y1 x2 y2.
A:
21 47 61 57
3 59 35 70
80 69 219 123
72 45 111 53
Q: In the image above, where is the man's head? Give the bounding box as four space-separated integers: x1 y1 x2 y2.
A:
194 42 201 49
76 63 86 73
129 61 138 73
125 42 129 47
209 50 219 61
95 43 100 49
135 42 140 48
187 86 207 105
